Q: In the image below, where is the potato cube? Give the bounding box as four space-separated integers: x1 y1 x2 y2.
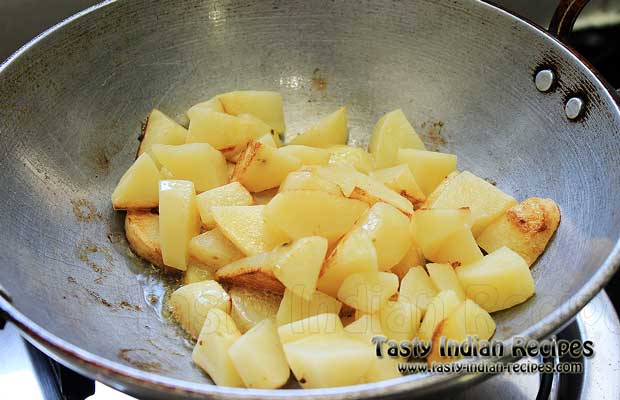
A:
189 229 245 269
125 211 164 268
232 141 301 192
264 191 368 245
152 143 228 192
276 289 342 326
137 109 187 159
112 153 161 210
362 355 402 383
349 175 414 217
369 109 425 169
414 208 471 259
192 308 243 387
159 180 201 270
379 300 421 342
289 106 347 147
455 246 535 313
397 148 457 196
272 236 328 300
344 314 384 344
258 133 278 147
391 244 425 281
279 169 342 195
278 145 331 165
229 286 282 333
228 319 290 389
183 261 216 285
215 252 284 294
238 113 281 146
370 164 426 207
196 182 253 228
421 171 459 208
278 313 344 344
218 90 285 133
426 263 465 301
283 334 374 388
314 163 360 196
326 145 375 174
159 166 174 179
186 96 224 120
337 271 399 314
476 198 560 266
430 228 483 266
417 290 462 342
169 280 231 338
428 171 517 236
398 266 438 315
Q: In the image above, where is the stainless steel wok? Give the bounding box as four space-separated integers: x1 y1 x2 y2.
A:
1 0 619 398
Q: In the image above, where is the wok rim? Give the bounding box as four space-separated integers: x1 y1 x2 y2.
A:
1 0 619 398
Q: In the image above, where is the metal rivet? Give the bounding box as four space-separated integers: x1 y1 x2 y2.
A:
565 97 584 119
535 69 554 92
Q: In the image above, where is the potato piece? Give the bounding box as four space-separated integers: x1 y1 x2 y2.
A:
186 96 224 120
314 163 359 196
391 245 425 281
159 166 175 179
421 171 459 208
228 319 290 389
456 246 535 313
417 290 462 342
379 300 420 342
159 180 201 270
196 182 253 228
169 280 231 338
398 266 438 315
414 208 471 259
337 271 399 314
229 286 282 333
276 289 342 326
137 109 188 159
349 175 414 217
317 229 379 298
283 334 373 388
278 145 331 165
264 191 368 245
112 153 161 210
362 354 402 383
279 169 342 195
428 171 517 236
192 308 244 387
370 164 426 207
278 313 344 344
189 229 245 269
232 141 301 192
258 133 278 147
430 228 483 266
326 145 375 174
369 109 425 169
216 252 284 294
183 261 217 285
289 106 347 147
397 149 457 196
427 299 495 365
272 237 328 300
426 263 465 301
238 113 281 146
125 211 164 268
218 90 285 134
344 314 384 344
476 198 560 266
152 143 228 192
212 205 289 256
252 188 278 205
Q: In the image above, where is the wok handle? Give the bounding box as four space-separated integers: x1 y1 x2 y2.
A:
548 0 590 39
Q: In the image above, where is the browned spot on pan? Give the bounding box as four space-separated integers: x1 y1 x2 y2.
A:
71 199 103 222
75 239 113 283
311 68 327 91
420 120 446 151
93 150 110 172
117 348 162 372
120 300 142 312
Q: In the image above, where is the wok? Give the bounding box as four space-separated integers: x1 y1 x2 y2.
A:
1 0 619 398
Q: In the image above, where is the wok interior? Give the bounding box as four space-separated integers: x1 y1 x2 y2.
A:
1 0 619 387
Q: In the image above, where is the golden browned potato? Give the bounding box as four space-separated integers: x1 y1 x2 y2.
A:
125 210 164 268
215 253 285 294
232 141 301 192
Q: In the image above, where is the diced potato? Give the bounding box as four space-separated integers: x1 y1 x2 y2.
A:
379 300 420 342
337 271 399 314
252 188 278 205
289 106 347 148
398 266 438 315
216 252 284 294
314 163 359 196
278 313 344 344
189 229 245 269
279 169 342 195
344 314 384 344
226 162 236 179
278 145 331 165
455 246 535 313
428 171 517 236
192 308 244 387
264 191 368 245
414 208 471 259
169 280 231 338
186 96 224 120
196 182 254 228
183 261 217 285
258 133 278 147
276 289 342 326
160 166 175 179
218 90 285 133
426 263 465 301
370 164 426 207
417 290 462 342
152 143 228 192
397 149 457 196
112 153 161 210
228 319 290 389
232 141 301 192
348 175 414 217
326 145 375 174
229 286 282 333
159 180 201 270
317 229 379 298
362 354 402 383
212 205 289 256
125 211 164 268
476 198 560 266
283 334 373 388
369 109 425 169
391 245 425 281
427 299 495 365
272 237 328 300
137 109 188 159
238 113 281 146
430 228 483 266
421 171 459 208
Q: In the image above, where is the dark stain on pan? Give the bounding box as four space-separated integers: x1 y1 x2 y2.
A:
311 68 327 91
85 288 114 309
420 120 447 151
71 199 103 222
120 300 142 312
107 231 124 244
117 348 162 373
75 239 113 282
